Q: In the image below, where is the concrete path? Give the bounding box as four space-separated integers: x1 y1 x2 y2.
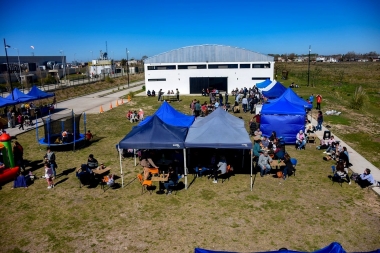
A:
308 112 380 195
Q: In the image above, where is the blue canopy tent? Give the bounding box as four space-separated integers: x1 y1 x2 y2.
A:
261 96 306 144
118 115 188 187
139 101 195 127
255 79 271 89
27 85 55 99
194 242 348 253
0 97 17 107
269 88 312 110
5 88 37 103
262 81 287 99
184 108 254 190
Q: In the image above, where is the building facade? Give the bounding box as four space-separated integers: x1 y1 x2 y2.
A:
144 45 274 94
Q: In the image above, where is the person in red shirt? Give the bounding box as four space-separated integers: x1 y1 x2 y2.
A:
85 130 93 144
316 94 322 110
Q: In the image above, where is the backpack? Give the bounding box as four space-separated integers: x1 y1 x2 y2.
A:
350 173 359 181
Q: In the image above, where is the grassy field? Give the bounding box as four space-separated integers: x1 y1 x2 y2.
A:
274 62 380 167
0 89 379 253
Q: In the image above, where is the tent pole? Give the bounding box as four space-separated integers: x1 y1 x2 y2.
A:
134 149 137 166
183 148 187 190
250 152 253 191
73 110 76 152
119 147 124 187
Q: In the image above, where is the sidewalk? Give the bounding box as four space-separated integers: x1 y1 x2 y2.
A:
308 112 380 195
5 81 145 137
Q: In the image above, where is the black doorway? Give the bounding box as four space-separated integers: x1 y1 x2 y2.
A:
189 77 227 94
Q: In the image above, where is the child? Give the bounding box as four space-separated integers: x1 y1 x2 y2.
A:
44 162 54 189
107 174 114 186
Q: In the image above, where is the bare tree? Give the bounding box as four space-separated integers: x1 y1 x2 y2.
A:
2 72 11 92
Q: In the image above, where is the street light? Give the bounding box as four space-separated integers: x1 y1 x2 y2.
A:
13 47 22 84
3 38 14 100
307 45 311 87
60 50 66 84
126 48 129 87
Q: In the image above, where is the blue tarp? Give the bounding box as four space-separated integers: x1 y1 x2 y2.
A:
185 107 252 149
261 95 306 144
5 88 37 103
255 79 271 89
269 88 312 110
262 82 287 99
118 115 188 149
139 101 195 127
27 85 55 99
195 242 349 253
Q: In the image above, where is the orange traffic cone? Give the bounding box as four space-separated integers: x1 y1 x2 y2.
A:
110 103 113 110
128 95 131 102
99 106 104 113
116 100 119 107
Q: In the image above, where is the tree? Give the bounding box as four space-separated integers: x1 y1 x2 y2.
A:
120 58 127 67
288 53 296 61
141 55 148 62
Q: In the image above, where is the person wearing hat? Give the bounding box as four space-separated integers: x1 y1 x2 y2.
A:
296 130 306 150
87 154 99 170
258 150 272 177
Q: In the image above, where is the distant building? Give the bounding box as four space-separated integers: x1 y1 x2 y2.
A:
144 45 274 94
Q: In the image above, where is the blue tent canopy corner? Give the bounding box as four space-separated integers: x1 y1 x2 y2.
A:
139 100 195 127
27 85 55 99
195 242 353 253
269 88 312 110
262 81 287 99
255 79 271 89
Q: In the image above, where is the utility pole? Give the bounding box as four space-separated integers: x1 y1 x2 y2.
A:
126 48 129 87
307 45 311 87
3 38 14 100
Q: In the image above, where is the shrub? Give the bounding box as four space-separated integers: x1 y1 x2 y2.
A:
142 85 145 91
349 85 367 110
105 76 114 83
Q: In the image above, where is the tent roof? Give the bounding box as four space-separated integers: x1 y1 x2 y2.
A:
185 108 252 149
261 95 306 115
5 88 37 103
139 101 195 127
269 88 312 109
0 97 16 107
260 80 277 91
262 81 287 98
255 79 271 89
27 85 55 99
118 115 188 149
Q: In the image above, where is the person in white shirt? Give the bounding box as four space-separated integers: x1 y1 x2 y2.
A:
212 156 227 184
296 130 306 150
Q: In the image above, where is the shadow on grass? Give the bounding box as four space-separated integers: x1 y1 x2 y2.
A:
54 177 68 187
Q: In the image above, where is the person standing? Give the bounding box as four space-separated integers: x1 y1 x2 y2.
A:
44 147 57 178
309 94 314 107
176 88 180 102
316 110 323 131
17 114 24 130
316 94 322 110
7 109 12 128
157 89 162 102
225 92 229 105
194 100 201 117
44 162 54 189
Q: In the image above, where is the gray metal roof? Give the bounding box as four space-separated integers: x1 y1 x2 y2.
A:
144 45 274 64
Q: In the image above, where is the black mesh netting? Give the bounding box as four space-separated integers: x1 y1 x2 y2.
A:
42 111 82 144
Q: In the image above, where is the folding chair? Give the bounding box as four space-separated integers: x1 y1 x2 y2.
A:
331 166 344 187
137 174 153 194
101 175 114 192
220 165 234 183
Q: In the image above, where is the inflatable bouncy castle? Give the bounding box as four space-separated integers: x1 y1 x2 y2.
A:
0 133 19 185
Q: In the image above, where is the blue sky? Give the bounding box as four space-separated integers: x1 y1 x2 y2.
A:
1 0 379 62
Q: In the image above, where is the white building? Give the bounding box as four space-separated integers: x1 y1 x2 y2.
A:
144 45 274 94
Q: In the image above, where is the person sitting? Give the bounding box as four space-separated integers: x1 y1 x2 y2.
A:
269 131 277 142
167 90 171 95
258 150 272 177
289 82 295 88
164 167 178 195
151 90 156 96
130 111 138 123
140 150 159 180
282 153 294 180
305 120 314 133
138 109 144 121
126 110 133 120
85 130 93 143
201 102 208 117
254 129 262 137
355 168 375 188
333 160 351 185
296 130 306 150
214 101 219 108
147 90 151 96
87 154 99 170
233 101 240 113
261 136 270 149
212 156 227 184
323 136 336 154
171 90 174 94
